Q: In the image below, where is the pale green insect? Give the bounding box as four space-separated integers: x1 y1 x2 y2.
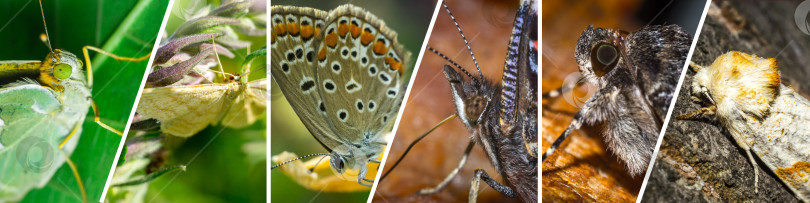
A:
0 1 150 202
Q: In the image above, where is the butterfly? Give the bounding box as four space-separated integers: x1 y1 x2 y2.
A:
377 0 538 202
270 3 410 188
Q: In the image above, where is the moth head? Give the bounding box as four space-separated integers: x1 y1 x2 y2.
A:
39 49 85 91
575 25 623 87
443 65 489 129
687 51 780 120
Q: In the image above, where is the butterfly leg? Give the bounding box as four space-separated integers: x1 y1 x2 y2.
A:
468 168 517 202
357 166 373 187
81 46 150 87
419 139 475 195
59 146 87 203
90 99 124 135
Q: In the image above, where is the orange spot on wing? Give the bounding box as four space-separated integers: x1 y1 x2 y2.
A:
318 47 327 61
373 40 387 55
301 25 315 40
338 23 349 37
286 23 300 36
325 33 338 48
385 57 403 74
361 32 374 45
350 24 361 38
273 24 287 36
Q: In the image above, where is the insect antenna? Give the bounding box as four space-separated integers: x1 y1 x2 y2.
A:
38 0 53 53
427 46 478 85
271 153 330 169
441 1 483 81
380 114 457 181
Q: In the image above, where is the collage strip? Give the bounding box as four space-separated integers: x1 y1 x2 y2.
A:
0 0 809 202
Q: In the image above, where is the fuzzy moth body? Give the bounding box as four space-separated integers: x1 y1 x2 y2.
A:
682 51 810 201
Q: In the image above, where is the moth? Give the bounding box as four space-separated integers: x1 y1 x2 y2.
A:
680 51 810 201
269 3 409 189
542 24 690 176
132 0 267 137
380 0 538 202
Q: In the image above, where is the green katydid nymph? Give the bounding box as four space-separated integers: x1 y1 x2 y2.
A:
0 0 165 202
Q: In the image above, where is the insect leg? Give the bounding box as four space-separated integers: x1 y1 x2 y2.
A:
82 46 150 87
59 147 87 203
541 108 583 161
469 168 517 202
543 85 618 161
419 138 475 195
357 165 373 187
90 99 123 135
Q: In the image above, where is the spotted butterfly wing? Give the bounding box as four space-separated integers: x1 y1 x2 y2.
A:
270 4 409 183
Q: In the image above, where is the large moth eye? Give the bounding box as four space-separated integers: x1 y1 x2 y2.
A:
53 64 72 79
590 42 619 77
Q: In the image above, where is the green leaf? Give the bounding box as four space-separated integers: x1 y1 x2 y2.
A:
0 0 168 202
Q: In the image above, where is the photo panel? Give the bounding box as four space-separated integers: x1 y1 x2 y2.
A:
374 0 537 202
641 1 810 202
269 0 435 202
541 0 705 201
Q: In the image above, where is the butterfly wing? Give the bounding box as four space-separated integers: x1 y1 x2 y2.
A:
0 83 78 202
136 83 233 137
314 5 410 147
270 6 340 150
499 0 538 157
221 78 267 128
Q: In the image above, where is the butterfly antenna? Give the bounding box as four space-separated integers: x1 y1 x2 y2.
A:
38 0 53 53
380 114 456 181
442 1 483 81
239 65 267 77
271 153 330 169
307 155 330 173
211 35 227 81
427 46 478 85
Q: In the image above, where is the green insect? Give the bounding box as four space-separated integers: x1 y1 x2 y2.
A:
0 0 165 202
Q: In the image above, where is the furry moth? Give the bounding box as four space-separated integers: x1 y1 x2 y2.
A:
680 51 810 201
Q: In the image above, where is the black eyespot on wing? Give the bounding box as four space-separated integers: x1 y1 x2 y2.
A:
324 81 335 91
295 47 304 59
306 51 314 62
286 52 295 61
319 101 326 112
356 100 364 111
332 63 341 72
300 80 315 91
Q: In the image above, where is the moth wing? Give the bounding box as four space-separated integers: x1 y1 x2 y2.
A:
136 84 231 137
752 89 810 201
221 78 267 128
0 83 77 202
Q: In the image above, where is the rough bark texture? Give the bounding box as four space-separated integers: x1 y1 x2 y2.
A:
641 1 810 202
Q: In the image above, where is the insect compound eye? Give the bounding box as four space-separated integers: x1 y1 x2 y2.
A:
590 42 619 77
53 63 72 79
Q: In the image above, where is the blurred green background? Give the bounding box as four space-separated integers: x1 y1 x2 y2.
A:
0 0 167 202
142 0 267 202
270 0 435 202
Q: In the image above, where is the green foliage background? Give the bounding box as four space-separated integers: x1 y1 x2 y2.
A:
270 0 434 202
0 0 168 202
